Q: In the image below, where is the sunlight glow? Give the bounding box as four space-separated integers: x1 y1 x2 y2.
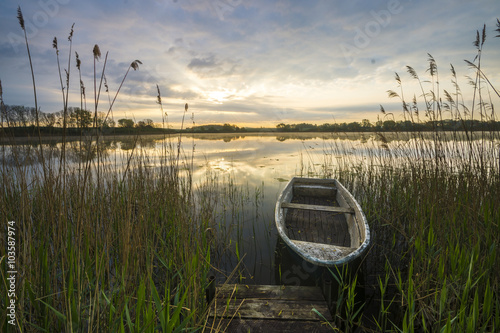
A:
206 89 236 104
208 158 233 172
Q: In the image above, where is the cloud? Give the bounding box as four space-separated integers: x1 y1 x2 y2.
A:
187 54 239 78
0 0 499 126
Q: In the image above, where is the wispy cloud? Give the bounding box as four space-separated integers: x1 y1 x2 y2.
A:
0 0 499 126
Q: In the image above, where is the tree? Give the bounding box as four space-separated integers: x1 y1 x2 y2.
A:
118 118 134 128
70 107 93 129
95 112 115 128
11 105 28 127
42 112 57 127
136 119 154 128
361 119 371 130
276 123 292 132
222 123 238 132
383 120 396 131
346 121 361 132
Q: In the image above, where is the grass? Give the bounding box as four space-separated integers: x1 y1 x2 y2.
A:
1 8 499 332
321 21 500 332
0 9 216 332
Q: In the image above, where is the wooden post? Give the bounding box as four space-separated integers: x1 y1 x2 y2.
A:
206 275 215 304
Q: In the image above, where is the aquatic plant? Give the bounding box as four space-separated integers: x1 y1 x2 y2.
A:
0 14 213 333
325 20 500 332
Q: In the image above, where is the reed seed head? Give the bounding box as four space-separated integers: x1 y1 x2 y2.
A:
104 75 109 93
93 44 101 60
474 30 480 49
131 60 142 71
75 52 81 70
481 24 486 47
387 90 399 99
427 53 437 77
395 72 401 85
68 23 75 42
80 80 86 97
52 37 59 55
495 19 500 37
156 84 162 104
450 63 456 77
444 90 454 105
406 66 418 80
17 6 25 31
185 103 188 112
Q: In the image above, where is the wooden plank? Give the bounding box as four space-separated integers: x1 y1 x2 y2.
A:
216 284 325 301
205 318 335 333
209 298 331 321
281 202 354 214
207 284 335 331
284 196 352 246
293 184 337 198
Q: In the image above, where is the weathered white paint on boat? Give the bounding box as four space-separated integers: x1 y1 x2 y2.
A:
275 177 370 267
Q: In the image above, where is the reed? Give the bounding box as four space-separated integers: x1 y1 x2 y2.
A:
0 20 215 332
2 9 499 333
322 21 499 332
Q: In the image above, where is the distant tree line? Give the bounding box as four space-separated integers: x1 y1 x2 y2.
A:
1 105 161 136
1 105 115 129
276 119 500 132
189 123 247 133
2 105 499 136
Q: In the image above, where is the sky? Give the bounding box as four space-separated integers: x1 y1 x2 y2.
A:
0 0 499 128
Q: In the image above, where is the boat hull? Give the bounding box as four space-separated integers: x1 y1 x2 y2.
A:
275 177 370 267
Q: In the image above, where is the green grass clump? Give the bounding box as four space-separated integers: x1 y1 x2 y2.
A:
1 162 213 332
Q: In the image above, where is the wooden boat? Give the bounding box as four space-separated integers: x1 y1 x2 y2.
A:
275 177 370 267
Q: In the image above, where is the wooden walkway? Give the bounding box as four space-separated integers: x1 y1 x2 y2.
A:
205 284 334 332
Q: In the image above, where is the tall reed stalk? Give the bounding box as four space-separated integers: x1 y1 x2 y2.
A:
0 19 215 333
323 20 499 332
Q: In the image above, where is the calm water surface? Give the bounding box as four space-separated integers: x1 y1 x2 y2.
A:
2 132 377 281
3 131 498 328
3 132 497 285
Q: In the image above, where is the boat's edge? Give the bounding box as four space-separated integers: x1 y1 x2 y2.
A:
275 177 371 267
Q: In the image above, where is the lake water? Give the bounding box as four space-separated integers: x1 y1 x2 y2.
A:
3 131 499 328
1 132 383 281
3 132 498 284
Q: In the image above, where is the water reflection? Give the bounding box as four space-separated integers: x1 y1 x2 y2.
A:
3 131 497 182
3 132 497 330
